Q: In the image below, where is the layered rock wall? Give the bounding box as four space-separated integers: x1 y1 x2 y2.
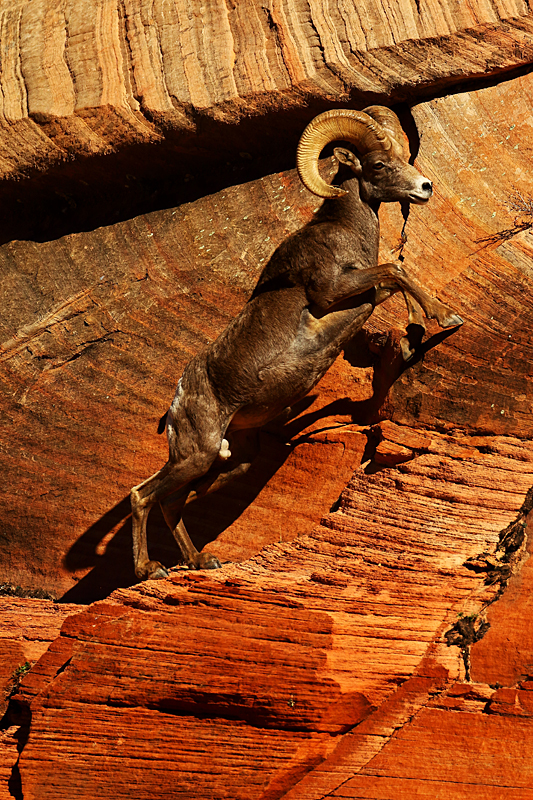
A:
2 0 533 243
2 0 533 174
2 0 533 797
4 70 533 599
0 598 82 799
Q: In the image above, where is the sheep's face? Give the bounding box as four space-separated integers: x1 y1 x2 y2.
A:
360 151 433 205
334 147 432 206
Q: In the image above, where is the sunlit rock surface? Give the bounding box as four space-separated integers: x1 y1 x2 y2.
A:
2 1 533 797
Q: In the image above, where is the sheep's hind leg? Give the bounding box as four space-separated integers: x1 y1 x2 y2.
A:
159 489 222 571
131 445 222 579
161 429 261 570
131 462 175 581
185 428 260 504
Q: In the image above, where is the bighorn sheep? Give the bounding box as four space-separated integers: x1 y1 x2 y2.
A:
130 106 463 580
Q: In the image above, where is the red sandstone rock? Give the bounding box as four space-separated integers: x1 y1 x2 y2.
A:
0 0 532 184
0 598 82 715
2 3 533 798
4 70 533 600
10 426 533 798
0 598 82 799
2 2 533 244
470 503 533 687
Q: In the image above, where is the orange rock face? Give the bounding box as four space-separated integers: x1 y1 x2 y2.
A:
0 598 82 799
3 132 533 796
2 0 533 244
9 422 533 798
2 2 533 798
1 0 532 161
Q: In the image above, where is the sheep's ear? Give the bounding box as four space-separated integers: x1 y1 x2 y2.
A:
333 147 362 175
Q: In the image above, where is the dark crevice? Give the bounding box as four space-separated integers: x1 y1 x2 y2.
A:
445 485 533 679
0 54 532 248
4 710 30 800
3 656 73 798
1 677 32 800
53 657 72 679
463 485 533 593
0 103 320 246
262 6 295 82
418 49 533 102
305 1 327 61
45 335 118 370
8 762 23 800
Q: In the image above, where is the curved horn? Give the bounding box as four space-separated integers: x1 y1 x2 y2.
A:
296 109 392 199
363 106 410 159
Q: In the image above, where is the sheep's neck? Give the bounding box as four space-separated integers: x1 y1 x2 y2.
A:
314 177 380 268
318 176 379 231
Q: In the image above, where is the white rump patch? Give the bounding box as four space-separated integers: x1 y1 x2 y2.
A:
170 378 184 412
218 438 232 460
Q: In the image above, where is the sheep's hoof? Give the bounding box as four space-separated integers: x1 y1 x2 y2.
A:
438 310 464 329
400 323 425 362
447 313 464 327
187 551 222 570
136 560 169 581
400 336 416 362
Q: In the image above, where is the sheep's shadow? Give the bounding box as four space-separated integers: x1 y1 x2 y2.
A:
60 325 456 604
60 419 314 604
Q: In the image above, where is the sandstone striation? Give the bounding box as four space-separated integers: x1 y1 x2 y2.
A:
2 0 533 797
2 1 533 243
1 0 533 167
0 598 82 800
12 425 533 797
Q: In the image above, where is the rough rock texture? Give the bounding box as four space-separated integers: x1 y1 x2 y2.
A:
2 0 533 243
4 69 533 600
0 598 82 799
12 426 533 797
2 0 533 173
2 0 533 797
287 509 533 799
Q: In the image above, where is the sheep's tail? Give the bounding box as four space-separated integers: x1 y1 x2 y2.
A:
157 411 169 435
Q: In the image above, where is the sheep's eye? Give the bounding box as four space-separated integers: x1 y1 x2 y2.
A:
373 161 385 170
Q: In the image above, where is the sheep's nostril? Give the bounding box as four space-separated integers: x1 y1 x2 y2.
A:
422 181 433 193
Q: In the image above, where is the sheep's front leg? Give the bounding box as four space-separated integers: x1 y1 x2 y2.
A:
374 283 425 325
321 259 462 360
374 281 427 360
402 291 426 328
373 262 463 360
317 260 463 332
376 261 463 330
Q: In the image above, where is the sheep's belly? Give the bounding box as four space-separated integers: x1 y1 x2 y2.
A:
228 338 349 430
227 302 373 430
